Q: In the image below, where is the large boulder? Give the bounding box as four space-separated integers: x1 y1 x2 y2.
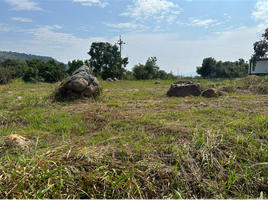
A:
59 65 99 96
167 81 202 97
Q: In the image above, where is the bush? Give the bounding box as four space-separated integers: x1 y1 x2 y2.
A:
24 59 67 83
0 59 28 84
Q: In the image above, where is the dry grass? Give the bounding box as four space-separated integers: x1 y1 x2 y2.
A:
1 76 268 198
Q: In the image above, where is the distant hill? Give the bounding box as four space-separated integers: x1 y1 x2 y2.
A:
0 51 64 64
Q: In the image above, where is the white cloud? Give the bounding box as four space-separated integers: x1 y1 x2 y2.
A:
121 0 181 22
252 1 268 33
252 1 268 21
188 17 218 27
224 13 231 19
103 0 181 31
103 22 146 29
4 24 107 62
5 0 42 11
177 17 220 28
166 15 177 24
72 0 109 8
0 23 16 32
11 17 33 22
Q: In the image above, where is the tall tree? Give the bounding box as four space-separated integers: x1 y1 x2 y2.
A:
145 57 159 79
88 42 128 79
251 28 268 65
196 57 217 78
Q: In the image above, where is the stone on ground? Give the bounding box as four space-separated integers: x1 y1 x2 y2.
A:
201 88 219 98
167 81 202 97
59 65 99 97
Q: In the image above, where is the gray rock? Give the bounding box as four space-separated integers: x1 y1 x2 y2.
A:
106 78 113 82
167 81 202 97
59 65 99 96
154 81 160 84
201 88 220 98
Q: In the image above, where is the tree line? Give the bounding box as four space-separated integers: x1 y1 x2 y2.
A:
4 26 268 85
196 58 249 79
195 28 268 79
0 42 177 85
0 58 67 84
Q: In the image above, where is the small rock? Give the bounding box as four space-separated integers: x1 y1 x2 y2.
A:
201 88 219 98
4 134 33 149
154 81 160 84
106 78 113 82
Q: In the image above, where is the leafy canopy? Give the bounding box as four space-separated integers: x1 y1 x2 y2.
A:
0 59 28 84
67 59 84 75
251 28 268 65
196 57 248 79
23 59 67 83
132 57 176 80
88 42 128 80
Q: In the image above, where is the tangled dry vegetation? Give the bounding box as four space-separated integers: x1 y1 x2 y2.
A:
1 76 268 198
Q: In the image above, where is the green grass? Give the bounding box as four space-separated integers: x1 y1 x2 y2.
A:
1 76 268 198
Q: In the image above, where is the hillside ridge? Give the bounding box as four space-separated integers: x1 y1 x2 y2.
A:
0 50 63 64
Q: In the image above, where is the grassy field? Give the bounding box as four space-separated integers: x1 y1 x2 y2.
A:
1 76 268 199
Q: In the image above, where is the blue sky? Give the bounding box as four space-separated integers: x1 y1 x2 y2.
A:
0 0 268 75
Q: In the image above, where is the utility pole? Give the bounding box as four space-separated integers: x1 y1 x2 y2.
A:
116 35 125 70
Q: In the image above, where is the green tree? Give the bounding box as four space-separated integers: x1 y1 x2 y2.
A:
67 59 84 75
23 59 66 83
22 67 43 83
157 70 167 80
145 57 159 79
165 71 177 80
132 57 161 80
197 57 248 79
251 28 268 65
196 57 217 78
0 59 28 84
88 42 128 79
132 64 148 80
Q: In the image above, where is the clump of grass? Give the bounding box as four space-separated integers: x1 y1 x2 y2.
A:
0 144 180 199
236 75 268 94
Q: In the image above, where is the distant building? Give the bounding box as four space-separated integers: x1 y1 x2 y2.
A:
249 58 268 75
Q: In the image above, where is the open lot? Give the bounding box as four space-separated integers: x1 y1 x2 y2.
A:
1 76 268 198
